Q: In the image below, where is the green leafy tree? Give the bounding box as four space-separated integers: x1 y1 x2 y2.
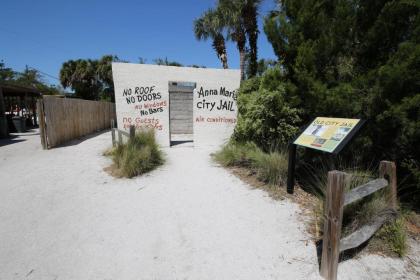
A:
246 58 277 78
234 67 301 150
153 57 183 67
97 55 119 101
0 60 15 81
263 0 420 203
1 61 61 95
60 55 119 101
60 59 101 100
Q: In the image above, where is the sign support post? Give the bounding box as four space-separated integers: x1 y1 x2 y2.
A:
287 144 297 194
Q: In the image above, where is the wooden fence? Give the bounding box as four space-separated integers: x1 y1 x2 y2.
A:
320 161 397 280
110 120 135 146
37 96 116 149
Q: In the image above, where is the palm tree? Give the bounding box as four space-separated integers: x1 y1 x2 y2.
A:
218 0 247 80
97 55 119 101
194 9 229 69
59 60 78 89
60 59 101 100
218 0 261 80
242 0 261 78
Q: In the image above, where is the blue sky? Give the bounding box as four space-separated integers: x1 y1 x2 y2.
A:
0 0 277 85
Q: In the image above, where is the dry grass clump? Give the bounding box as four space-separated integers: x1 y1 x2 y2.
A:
104 130 164 178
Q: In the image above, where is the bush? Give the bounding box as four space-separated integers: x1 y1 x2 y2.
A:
252 150 288 185
213 141 259 167
106 130 164 178
214 141 288 186
233 67 301 151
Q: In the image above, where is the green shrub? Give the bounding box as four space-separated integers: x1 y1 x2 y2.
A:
213 141 259 167
233 68 301 151
252 150 288 185
108 130 164 178
214 141 288 186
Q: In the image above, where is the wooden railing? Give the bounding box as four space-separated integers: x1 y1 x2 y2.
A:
320 161 397 280
110 120 135 146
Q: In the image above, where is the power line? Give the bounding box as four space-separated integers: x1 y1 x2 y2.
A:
27 66 60 81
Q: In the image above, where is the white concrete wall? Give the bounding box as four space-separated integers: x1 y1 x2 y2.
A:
112 63 241 147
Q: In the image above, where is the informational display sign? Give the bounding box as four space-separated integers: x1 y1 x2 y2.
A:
294 117 362 154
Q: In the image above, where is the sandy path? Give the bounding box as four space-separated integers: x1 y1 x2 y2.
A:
0 130 320 279
0 131 418 279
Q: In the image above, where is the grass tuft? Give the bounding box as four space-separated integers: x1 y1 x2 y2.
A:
105 130 164 178
213 141 288 186
213 141 259 167
253 150 288 185
373 217 408 257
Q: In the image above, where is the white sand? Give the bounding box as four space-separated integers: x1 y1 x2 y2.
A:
0 130 418 279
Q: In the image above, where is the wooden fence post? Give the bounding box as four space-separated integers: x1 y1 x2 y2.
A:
379 161 397 211
320 171 347 280
129 125 135 140
118 130 122 145
111 119 116 147
37 98 47 150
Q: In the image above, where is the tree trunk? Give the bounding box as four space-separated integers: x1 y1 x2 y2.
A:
248 33 258 77
213 35 229 69
244 2 258 77
220 52 229 69
236 31 247 81
239 47 246 81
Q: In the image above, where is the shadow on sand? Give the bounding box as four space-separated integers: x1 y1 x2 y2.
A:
53 129 111 149
0 135 26 147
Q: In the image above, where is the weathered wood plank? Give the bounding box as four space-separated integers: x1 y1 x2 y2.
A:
320 171 348 280
339 209 397 252
344 178 388 206
111 120 116 147
129 125 135 139
117 129 130 138
169 92 193 134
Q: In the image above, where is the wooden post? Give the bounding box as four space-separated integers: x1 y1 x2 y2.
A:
320 171 347 280
379 161 397 211
111 119 116 147
118 130 122 145
287 144 297 194
37 98 47 149
129 125 135 140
